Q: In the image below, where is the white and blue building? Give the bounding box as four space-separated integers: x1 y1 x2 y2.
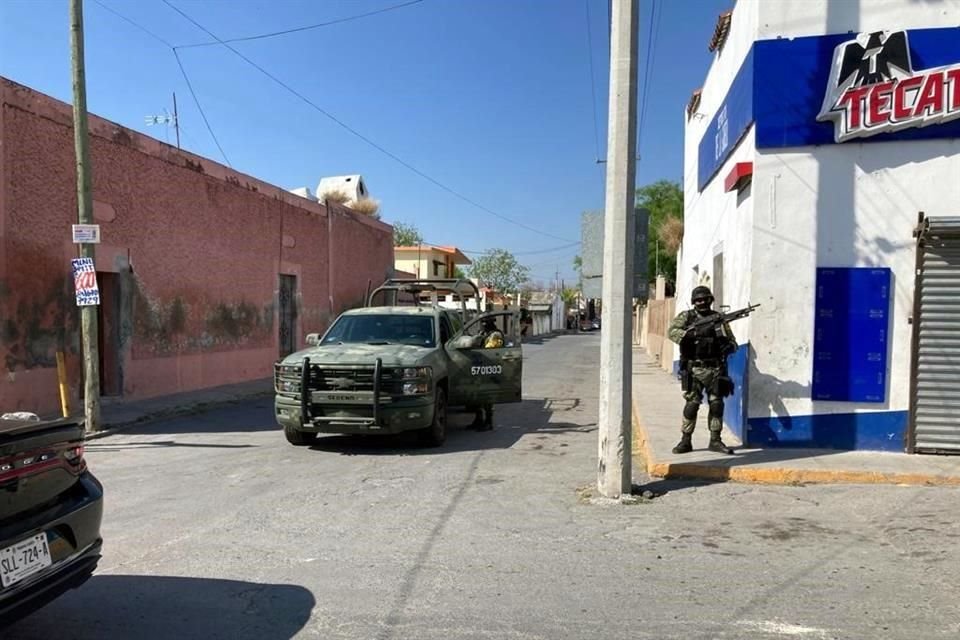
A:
680 0 960 453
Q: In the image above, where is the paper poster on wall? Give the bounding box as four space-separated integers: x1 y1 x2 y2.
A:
72 257 100 306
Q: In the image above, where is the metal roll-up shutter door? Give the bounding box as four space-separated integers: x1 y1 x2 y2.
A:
913 216 960 454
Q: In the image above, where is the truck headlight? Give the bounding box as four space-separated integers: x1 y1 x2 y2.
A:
401 367 431 379
402 382 430 395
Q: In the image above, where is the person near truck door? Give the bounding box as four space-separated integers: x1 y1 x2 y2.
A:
469 317 503 431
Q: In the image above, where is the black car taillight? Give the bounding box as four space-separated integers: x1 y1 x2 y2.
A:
64 444 87 474
0 443 86 482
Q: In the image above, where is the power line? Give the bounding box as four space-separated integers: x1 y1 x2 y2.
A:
177 0 427 49
162 0 575 243
462 242 581 257
91 0 232 167
90 0 173 47
584 0 602 162
525 250 581 270
173 49 232 167
637 0 662 148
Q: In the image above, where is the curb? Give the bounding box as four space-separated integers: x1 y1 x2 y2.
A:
630 404 960 487
84 390 274 441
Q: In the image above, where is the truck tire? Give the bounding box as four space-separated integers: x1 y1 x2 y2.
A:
419 387 447 447
284 424 316 446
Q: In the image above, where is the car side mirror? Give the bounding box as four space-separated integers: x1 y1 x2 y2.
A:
448 335 476 350
305 333 320 346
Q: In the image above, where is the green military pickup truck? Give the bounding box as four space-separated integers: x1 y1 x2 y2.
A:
273 279 522 447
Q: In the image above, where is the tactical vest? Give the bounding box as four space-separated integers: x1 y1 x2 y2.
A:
679 309 725 361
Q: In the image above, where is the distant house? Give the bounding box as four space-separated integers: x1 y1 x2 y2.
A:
394 244 471 280
316 175 369 205
527 291 566 337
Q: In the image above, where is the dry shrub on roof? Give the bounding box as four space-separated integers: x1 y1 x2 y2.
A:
658 216 684 254
350 197 381 218
322 190 350 204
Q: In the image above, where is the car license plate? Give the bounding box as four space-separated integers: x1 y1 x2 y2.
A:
312 391 376 404
1 533 52 589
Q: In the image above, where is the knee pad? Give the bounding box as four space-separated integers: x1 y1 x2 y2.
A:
708 400 724 419
683 401 700 421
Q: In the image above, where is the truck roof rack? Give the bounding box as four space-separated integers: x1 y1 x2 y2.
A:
367 278 481 312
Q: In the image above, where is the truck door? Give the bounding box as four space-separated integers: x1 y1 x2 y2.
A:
445 311 522 407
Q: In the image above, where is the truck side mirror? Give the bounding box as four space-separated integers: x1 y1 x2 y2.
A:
305 333 320 346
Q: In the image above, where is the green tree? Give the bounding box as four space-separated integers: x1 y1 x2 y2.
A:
453 266 467 280
636 180 683 285
560 287 578 306
469 249 530 295
392 222 423 247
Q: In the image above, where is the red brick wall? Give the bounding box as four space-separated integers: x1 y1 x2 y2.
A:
0 78 393 414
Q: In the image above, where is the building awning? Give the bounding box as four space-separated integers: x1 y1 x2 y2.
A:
724 162 753 192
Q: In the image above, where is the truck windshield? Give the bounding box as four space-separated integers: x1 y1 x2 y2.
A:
321 314 435 348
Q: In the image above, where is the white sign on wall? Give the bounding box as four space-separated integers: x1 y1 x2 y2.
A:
72 224 101 244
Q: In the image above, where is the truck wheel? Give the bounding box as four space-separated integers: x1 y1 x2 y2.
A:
419 387 447 447
284 424 316 446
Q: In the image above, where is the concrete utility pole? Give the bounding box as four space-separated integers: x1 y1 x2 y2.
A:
70 0 101 432
597 0 638 498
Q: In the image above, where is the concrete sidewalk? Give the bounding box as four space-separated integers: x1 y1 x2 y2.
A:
631 347 960 486
87 377 274 439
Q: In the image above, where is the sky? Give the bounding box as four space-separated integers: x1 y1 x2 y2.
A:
0 0 733 284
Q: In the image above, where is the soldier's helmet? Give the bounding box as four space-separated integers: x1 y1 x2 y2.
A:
691 286 714 309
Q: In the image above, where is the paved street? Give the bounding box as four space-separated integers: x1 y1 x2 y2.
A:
7 334 960 640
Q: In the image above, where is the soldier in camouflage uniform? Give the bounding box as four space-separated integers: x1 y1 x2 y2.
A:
667 285 736 455
468 318 503 431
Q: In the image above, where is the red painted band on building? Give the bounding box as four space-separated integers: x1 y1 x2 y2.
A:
724 162 753 193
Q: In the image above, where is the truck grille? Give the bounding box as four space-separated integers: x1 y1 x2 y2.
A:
274 364 403 395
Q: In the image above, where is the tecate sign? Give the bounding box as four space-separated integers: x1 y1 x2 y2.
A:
818 31 960 143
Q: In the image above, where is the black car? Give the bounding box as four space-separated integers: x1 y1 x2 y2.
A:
0 416 103 626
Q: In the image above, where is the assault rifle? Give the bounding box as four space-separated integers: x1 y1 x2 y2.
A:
679 303 760 397
684 303 760 337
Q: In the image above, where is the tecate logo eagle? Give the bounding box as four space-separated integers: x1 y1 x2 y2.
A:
817 30 960 143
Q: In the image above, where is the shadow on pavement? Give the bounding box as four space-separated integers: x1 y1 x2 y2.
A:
108 399 278 437
5 574 314 640
309 397 594 456
630 478 725 497
86 440 258 451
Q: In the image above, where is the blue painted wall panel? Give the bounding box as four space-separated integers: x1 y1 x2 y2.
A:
812 268 891 403
747 411 907 451
723 343 749 441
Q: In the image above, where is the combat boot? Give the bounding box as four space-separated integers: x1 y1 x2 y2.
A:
708 433 733 454
468 412 484 431
479 408 494 432
671 433 693 454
